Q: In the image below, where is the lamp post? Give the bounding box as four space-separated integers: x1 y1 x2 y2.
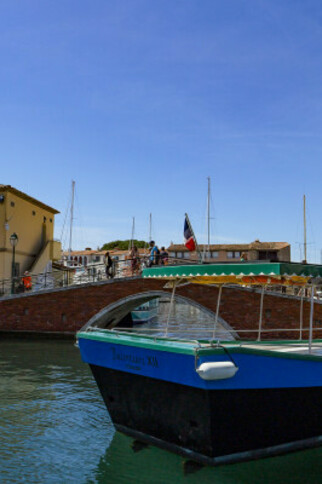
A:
10 233 18 294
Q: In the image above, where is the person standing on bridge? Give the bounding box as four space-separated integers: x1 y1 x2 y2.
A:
104 252 113 279
130 245 140 275
22 271 32 292
148 241 160 267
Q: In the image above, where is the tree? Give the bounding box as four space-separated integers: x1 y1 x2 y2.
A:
100 240 148 251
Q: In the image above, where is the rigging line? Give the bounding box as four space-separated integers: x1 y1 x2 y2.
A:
307 210 316 246
74 189 86 250
202 201 210 257
60 195 71 249
209 188 216 241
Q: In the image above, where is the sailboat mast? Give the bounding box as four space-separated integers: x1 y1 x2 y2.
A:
303 194 307 263
207 176 210 258
149 213 152 242
131 217 135 249
68 180 75 260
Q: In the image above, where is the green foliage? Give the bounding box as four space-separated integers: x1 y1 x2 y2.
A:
100 239 148 251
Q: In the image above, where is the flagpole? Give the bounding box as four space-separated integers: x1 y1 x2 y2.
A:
185 213 203 263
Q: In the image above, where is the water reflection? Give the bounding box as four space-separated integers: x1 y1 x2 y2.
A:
1 339 321 484
92 431 322 484
0 341 113 484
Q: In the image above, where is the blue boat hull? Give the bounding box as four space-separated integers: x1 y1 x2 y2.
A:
79 337 322 390
78 336 322 462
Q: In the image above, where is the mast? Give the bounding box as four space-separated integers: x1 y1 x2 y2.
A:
129 216 135 250
303 194 307 263
68 180 75 260
207 176 210 259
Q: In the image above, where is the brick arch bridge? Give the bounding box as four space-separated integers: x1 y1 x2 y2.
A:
80 290 233 335
0 277 321 339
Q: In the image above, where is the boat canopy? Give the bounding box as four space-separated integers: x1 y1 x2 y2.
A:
142 262 322 286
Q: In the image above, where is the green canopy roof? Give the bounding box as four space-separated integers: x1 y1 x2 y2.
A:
142 262 322 285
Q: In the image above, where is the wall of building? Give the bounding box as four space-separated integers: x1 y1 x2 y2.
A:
169 246 291 263
0 188 58 279
0 196 6 279
277 246 291 262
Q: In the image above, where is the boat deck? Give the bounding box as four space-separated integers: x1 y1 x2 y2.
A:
81 328 322 359
239 341 322 357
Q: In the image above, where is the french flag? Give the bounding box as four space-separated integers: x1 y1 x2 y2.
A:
184 216 196 251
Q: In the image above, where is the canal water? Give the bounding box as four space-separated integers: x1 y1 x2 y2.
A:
1 303 322 483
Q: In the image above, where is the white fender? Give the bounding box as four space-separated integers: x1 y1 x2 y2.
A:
196 361 238 381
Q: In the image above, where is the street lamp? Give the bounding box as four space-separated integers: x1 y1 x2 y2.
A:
10 233 18 294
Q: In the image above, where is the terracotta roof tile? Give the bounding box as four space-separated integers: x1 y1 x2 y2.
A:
167 241 290 252
0 184 59 214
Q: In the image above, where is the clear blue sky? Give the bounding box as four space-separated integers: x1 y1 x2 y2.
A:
1 0 322 261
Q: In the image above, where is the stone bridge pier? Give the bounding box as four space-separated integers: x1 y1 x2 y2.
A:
0 277 321 339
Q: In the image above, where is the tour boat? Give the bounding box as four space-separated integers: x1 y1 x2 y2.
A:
77 262 322 465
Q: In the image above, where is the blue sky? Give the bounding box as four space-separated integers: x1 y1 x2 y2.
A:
1 0 322 261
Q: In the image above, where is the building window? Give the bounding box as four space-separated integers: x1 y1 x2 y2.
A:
43 216 47 222
10 201 15 207
211 251 219 258
50 218 52 222
183 252 190 259
258 251 278 262
32 211 36 216
176 252 183 258
227 251 240 259
169 252 175 258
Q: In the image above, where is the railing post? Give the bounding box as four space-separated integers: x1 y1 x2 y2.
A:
212 284 223 340
257 285 265 341
166 281 178 337
309 284 315 354
299 288 304 340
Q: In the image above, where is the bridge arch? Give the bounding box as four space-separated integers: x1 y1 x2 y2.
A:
80 290 236 338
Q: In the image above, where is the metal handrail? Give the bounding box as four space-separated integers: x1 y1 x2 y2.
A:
0 258 145 298
110 326 322 333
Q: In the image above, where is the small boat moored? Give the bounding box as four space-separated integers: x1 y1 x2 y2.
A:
131 298 159 324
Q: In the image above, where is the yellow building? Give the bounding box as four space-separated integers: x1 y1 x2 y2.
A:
0 185 61 280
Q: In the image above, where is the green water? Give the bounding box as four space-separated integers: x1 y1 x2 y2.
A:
0 340 321 483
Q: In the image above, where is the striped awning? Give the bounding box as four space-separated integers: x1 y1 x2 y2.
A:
142 262 322 286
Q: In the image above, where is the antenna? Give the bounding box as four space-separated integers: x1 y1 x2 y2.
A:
68 180 75 260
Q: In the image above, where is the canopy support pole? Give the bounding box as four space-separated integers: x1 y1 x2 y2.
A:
257 285 265 342
299 288 304 340
309 284 315 354
166 281 177 337
212 284 223 340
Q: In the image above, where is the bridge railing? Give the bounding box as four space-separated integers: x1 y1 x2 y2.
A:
0 258 151 298
0 255 310 298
